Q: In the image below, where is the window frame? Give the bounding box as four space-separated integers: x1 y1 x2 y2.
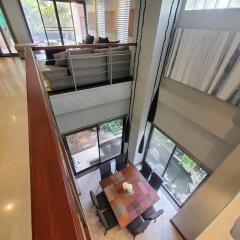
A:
143 123 211 207
63 115 126 177
18 0 88 45
0 2 18 56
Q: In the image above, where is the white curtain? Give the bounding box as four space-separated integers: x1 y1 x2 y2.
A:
166 28 240 106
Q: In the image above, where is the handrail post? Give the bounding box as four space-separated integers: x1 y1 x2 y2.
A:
68 49 78 91
109 47 113 85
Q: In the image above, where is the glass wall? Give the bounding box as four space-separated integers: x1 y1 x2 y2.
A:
144 126 209 206
145 128 175 176
0 7 17 55
64 117 124 174
20 0 87 45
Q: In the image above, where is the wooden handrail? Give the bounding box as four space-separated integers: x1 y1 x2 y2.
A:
25 47 89 240
32 42 137 51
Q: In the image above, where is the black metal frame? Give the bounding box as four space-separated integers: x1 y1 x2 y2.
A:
62 115 127 177
143 123 211 208
18 0 87 45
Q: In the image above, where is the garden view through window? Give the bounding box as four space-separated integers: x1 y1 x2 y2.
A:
144 127 208 206
65 117 124 174
20 0 87 45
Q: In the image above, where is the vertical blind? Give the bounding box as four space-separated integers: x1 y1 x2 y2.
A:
97 0 106 38
117 0 131 43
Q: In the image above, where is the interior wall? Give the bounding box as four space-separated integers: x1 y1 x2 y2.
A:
1 0 31 43
55 99 129 134
171 144 240 240
155 78 240 171
197 193 240 240
50 82 131 134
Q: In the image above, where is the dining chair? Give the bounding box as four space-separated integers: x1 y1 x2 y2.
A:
127 216 151 239
99 161 112 180
97 208 118 235
115 153 127 172
89 191 109 211
140 161 152 180
148 172 164 191
141 206 164 223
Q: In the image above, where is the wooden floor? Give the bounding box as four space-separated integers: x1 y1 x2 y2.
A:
0 57 31 240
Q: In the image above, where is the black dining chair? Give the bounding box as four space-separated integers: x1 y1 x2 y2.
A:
148 172 164 191
89 191 109 211
141 206 164 223
140 161 152 180
115 154 127 172
127 216 151 239
97 208 118 235
99 161 112 180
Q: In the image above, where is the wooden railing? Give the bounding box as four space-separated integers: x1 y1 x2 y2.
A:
25 47 91 240
32 42 137 51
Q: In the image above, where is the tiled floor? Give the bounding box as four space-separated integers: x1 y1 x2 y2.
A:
77 163 183 240
0 57 31 240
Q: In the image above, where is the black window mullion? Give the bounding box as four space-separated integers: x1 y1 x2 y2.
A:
36 0 49 45
96 125 102 163
162 145 177 177
53 0 64 45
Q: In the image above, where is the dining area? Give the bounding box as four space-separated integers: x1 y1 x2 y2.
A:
76 154 180 240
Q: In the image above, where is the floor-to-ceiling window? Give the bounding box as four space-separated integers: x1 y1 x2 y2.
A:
64 117 125 175
144 126 209 206
0 7 17 56
20 0 87 45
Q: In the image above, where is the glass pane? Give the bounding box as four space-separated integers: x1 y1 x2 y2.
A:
100 139 122 162
215 0 230 8
71 3 86 43
56 2 76 45
99 118 123 161
163 148 208 205
228 0 240 8
65 128 100 173
20 0 48 45
185 0 197 10
194 0 206 9
145 128 175 176
204 0 218 9
38 0 62 45
99 119 123 144
0 8 16 54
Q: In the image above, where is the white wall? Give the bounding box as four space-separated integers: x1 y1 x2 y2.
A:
1 0 31 43
197 193 240 240
56 99 129 134
155 78 240 171
128 0 182 165
50 82 131 133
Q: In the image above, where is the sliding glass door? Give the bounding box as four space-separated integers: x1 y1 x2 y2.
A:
144 127 209 206
20 0 87 45
0 7 17 56
64 117 125 175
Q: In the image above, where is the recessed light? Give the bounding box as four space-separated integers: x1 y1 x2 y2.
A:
11 115 17 122
5 204 14 211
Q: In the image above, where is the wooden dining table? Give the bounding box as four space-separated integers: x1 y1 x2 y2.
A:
100 165 160 228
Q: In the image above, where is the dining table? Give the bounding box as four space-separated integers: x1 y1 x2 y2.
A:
100 165 160 228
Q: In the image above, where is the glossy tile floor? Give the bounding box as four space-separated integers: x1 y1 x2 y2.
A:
77 163 183 240
0 57 31 240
